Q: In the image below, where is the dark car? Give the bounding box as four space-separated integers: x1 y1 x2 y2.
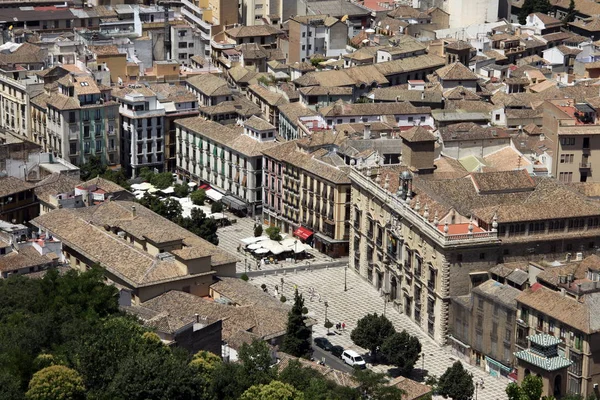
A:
330 345 344 358
314 337 333 351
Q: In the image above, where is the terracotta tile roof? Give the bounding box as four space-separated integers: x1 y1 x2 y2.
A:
278 102 317 126
89 45 121 56
388 377 432 400
0 42 46 67
31 201 236 287
517 286 600 334
226 24 281 38
0 176 34 197
435 62 479 81
299 86 353 96
80 176 128 194
247 84 288 106
471 169 535 194
0 246 57 273
531 12 562 26
186 73 231 97
483 147 532 171
177 116 279 157
137 288 289 345
400 126 436 142
277 353 358 388
34 173 81 204
262 135 351 184
320 101 431 117
445 40 473 51
367 86 443 103
439 123 510 141
200 95 261 117
570 15 600 32
244 115 275 131
386 5 430 19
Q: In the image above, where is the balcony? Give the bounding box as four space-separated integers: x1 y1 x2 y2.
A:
580 162 591 169
427 280 435 291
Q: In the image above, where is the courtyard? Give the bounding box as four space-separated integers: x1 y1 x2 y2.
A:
217 214 347 273
248 266 510 400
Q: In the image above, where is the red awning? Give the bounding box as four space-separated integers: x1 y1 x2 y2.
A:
199 184 211 190
293 227 314 241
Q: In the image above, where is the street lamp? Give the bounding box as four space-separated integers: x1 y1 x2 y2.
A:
324 299 329 324
421 353 425 381
244 259 247 273
475 379 482 400
281 277 285 293
344 264 348 292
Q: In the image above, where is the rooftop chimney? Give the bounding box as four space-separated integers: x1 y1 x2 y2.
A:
364 123 371 140
195 313 199 322
132 205 137 218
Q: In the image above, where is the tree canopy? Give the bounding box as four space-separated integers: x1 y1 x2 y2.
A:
26 365 85 400
190 189 207 206
380 330 422 376
281 289 312 358
518 0 552 24
266 226 282 241
79 155 130 190
241 381 304 400
437 361 474 400
506 375 543 400
350 313 396 359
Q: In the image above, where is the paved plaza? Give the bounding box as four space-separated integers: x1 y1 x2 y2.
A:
248 267 510 400
217 214 347 273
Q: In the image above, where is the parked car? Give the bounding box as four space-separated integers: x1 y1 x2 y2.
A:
330 345 344 358
341 350 366 369
314 337 333 351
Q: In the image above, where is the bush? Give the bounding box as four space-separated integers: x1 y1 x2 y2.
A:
211 201 224 214
190 189 206 206
280 296 287 303
266 226 282 241
241 273 249 282
254 225 263 237
173 184 189 198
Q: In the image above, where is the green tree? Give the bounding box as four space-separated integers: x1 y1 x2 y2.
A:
562 0 576 24
324 319 334 334
437 361 474 400
156 197 183 221
190 189 206 206
211 201 224 213
241 380 304 400
238 340 276 387
26 365 85 400
281 289 312 358
350 313 395 360
518 0 552 24
506 375 543 400
190 351 222 378
150 172 174 189
173 184 189 198
352 368 405 400
266 226 282 241
80 155 106 181
254 224 263 237
278 359 358 400
380 330 422 375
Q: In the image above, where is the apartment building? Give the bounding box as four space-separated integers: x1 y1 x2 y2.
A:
185 73 233 107
113 87 166 177
0 43 47 141
515 285 600 397
542 100 599 183
175 116 278 216
319 102 434 129
171 24 206 65
31 74 120 168
181 0 238 55
262 131 352 257
149 84 199 173
350 136 600 344
0 176 38 224
31 200 237 304
451 279 522 377
246 84 287 126
288 15 348 64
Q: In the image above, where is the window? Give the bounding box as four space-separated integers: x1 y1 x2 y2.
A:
178 42 188 49
495 114 500 121
560 154 574 163
506 328 512 342
302 32 306 37
95 139 102 152
560 137 575 146
408 116 414 122
302 45 306 50
559 172 573 182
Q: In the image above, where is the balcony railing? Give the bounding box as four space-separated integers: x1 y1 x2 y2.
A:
580 162 591 169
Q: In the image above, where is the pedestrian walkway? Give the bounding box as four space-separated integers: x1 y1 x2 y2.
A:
217 215 346 273
249 267 510 400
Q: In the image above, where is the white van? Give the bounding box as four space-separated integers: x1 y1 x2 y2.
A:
341 350 366 369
